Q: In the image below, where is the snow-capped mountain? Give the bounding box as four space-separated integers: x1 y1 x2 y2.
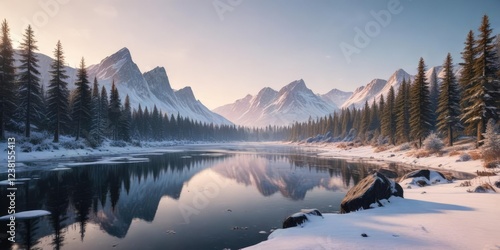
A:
341 69 413 109
214 79 337 127
15 48 231 125
320 89 353 108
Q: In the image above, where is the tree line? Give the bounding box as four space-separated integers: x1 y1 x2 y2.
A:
289 15 500 147
0 20 290 146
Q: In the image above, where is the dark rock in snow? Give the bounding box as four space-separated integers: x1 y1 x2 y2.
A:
495 181 500 189
282 209 323 229
340 172 403 214
401 169 447 186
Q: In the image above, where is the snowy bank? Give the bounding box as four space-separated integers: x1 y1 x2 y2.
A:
246 142 500 250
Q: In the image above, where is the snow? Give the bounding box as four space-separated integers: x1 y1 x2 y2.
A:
0 210 51 220
245 142 500 250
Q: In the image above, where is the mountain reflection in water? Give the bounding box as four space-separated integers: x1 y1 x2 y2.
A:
0 147 383 250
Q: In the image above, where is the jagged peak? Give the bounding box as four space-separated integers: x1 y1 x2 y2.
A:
280 79 309 94
176 86 196 101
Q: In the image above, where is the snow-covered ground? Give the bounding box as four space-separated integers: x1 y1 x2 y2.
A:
246 142 500 250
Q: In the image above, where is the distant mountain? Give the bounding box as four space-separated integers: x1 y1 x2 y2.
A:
341 69 413 109
15 48 231 125
214 79 337 127
320 89 352 108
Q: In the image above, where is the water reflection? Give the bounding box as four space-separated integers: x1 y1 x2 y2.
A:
0 148 382 250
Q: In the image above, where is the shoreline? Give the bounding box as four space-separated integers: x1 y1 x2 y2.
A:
246 141 500 250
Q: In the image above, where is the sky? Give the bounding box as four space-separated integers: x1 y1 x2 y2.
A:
1 0 499 109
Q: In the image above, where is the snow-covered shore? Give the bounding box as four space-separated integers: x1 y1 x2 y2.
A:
246 142 500 250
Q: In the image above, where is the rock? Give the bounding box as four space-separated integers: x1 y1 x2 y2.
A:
340 172 403 214
495 181 500 189
282 209 323 229
401 169 447 186
361 233 368 237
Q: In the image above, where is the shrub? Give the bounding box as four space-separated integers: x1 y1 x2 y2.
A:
423 133 444 153
458 153 472 162
397 143 411 151
481 119 500 164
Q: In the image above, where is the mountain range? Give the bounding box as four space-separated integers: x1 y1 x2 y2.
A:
14 48 232 125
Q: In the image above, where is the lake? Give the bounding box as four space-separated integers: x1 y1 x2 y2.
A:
0 143 395 250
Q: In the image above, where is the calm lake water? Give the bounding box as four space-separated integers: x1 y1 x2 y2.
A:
1 143 395 250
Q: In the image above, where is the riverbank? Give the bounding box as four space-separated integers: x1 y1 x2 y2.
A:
246 141 500 250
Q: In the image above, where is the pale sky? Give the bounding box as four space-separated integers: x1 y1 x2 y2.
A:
1 0 499 109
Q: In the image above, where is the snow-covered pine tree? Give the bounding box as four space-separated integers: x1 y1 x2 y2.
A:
18 25 43 138
459 30 476 135
0 20 17 139
47 40 70 142
108 80 121 140
396 78 411 144
481 118 500 164
382 86 396 144
72 58 92 141
462 15 500 146
437 53 461 146
410 58 433 148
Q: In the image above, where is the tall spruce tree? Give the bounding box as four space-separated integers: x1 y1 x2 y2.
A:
360 101 370 139
72 58 92 140
396 78 411 143
459 30 477 135
89 78 104 145
410 58 433 148
382 86 396 144
108 80 121 140
463 15 500 146
437 53 461 146
47 40 70 142
0 20 17 139
100 85 109 137
18 25 43 138
120 95 131 141
429 70 439 131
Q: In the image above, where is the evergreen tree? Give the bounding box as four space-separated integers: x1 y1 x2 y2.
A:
360 101 370 139
382 86 396 144
0 19 17 139
429 69 439 131
369 99 380 133
72 58 92 140
108 80 121 140
47 40 70 142
89 78 104 145
120 95 131 141
396 78 411 143
18 25 43 138
463 15 500 145
459 30 477 135
100 85 109 137
437 53 461 146
410 58 433 148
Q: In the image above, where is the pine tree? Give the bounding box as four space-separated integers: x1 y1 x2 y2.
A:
0 20 17 139
18 25 43 138
47 40 70 142
437 53 462 146
360 101 370 139
463 15 500 146
72 58 92 140
396 78 411 143
108 80 121 140
89 78 104 146
410 58 433 148
120 95 131 141
382 86 396 144
100 85 109 137
429 69 439 131
459 30 477 135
